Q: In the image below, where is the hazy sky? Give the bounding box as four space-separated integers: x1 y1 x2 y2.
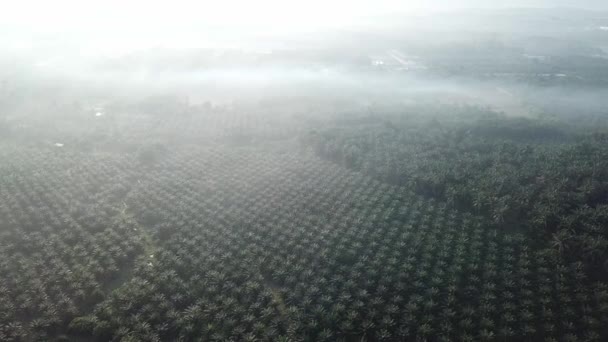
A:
2 0 607 59
3 0 607 32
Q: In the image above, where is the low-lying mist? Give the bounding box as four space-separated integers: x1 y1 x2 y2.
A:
2 4 608 141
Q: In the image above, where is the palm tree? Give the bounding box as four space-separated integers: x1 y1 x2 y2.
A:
552 229 574 256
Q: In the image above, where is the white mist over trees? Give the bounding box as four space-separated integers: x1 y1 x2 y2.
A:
2 1 608 341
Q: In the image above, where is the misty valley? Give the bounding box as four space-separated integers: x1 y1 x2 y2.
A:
2 3 608 342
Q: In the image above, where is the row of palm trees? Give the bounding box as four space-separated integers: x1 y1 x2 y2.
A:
65 147 608 341
310 111 608 279
3 102 608 340
0 146 146 341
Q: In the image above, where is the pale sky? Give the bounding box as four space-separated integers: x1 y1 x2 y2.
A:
2 0 607 32
1 0 607 57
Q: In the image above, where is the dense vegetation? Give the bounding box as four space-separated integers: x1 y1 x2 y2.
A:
1 100 608 341
309 107 608 279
